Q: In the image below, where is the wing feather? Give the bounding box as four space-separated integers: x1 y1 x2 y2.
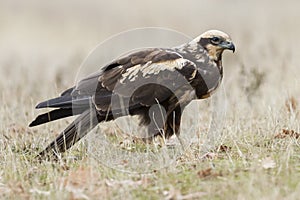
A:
63 48 207 114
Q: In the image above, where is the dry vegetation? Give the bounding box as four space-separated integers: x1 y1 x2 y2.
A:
1 0 300 199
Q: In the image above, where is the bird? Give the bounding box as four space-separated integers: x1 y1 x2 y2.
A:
29 30 235 159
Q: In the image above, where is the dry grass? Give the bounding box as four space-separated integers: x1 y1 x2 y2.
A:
1 0 300 199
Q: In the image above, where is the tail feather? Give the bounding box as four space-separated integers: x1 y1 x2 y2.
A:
36 96 92 109
60 87 75 96
36 96 73 109
29 108 87 127
29 108 72 127
37 109 102 158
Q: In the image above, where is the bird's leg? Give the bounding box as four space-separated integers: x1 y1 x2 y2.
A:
165 106 196 159
164 107 185 148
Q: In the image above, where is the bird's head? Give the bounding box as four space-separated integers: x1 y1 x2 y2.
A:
197 30 235 63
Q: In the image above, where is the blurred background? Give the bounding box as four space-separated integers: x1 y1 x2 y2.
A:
1 0 300 130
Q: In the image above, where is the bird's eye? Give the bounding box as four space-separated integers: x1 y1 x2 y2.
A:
211 37 221 44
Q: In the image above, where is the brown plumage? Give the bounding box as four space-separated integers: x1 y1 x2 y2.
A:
29 30 235 159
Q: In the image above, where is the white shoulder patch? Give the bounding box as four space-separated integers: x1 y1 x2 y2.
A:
120 58 192 83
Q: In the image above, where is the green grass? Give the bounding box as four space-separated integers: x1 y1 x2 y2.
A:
1 115 300 199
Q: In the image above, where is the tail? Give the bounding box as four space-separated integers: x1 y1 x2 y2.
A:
29 107 89 127
30 108 70 127
35 95 91 109
37 109 103 159
29 95 93 127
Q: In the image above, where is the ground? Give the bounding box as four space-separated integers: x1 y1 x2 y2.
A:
1 0 300 199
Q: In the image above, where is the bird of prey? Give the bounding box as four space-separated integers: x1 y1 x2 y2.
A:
29 30 235 158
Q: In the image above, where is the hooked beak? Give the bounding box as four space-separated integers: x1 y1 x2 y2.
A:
221 41 235 53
